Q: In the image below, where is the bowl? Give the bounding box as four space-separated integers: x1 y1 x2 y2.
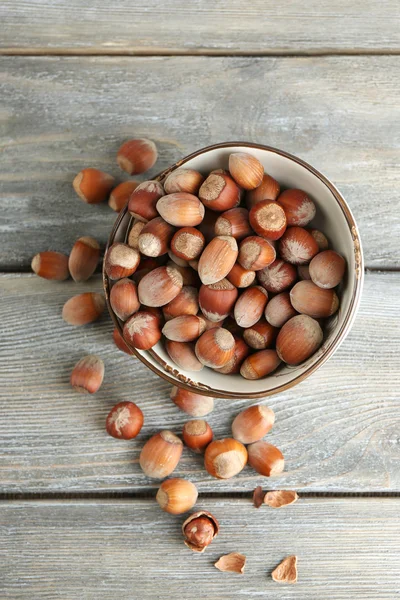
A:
104 142 363 399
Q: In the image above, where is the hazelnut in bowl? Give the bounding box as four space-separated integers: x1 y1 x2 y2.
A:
104 142 363 399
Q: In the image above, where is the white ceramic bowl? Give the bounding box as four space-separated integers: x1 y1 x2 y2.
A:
104 142 364 398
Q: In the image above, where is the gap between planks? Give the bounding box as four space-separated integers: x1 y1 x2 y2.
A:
1 49 400 57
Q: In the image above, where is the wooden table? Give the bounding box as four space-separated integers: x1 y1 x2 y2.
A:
1 3 399 597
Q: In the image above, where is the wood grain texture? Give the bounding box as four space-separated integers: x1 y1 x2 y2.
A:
1 498 400 598
1 1 400 54
1 272 399 494
1 56 399 269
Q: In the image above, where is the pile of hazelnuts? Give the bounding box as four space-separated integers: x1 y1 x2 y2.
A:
105 150 346 380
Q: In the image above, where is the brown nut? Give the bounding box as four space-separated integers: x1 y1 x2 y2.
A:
276 314 323 365
163 286 199 321
238 236 276 271
68 237 100 282
227 263 256 288
156 478 198 515
162 315 206 342
198 236 238 285
195 328 235 368
214 207 252 240
138 217 175 257
123 311 161 350
117 138 157 175
166 341 204 372
240 350 281 380
278 227 319 265
277 188 316 226
62 292 105 326
309 250 345 289
229 152 264 190
199 172 240 212
234 286 268 328
170 387 214 416
214 336 250 375
108 180 140 212
232 405 275 444
204 438 248 479
247 441 285 476
183 420 213 453
246 173 280 207
249 201 287 240
70 355 104 394
138 265 183 307
170 227 205 261
73 168 115 204
257 259 297 293
164 168 204 195
128 180 165 222
139 430 183 479
157 193 205 227
243 319 278 350
106 401 144 440
31 251 69 281
265 292 298 328
104 243 140 280
182 510 219 552
110 278 140 321
199 279 238 322
290 280 339 318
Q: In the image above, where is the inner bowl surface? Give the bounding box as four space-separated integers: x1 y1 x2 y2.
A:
104 142 363 398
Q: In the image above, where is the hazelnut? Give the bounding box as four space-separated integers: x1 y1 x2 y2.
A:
123 311 161 350
68 237 100 282
227 263 256 288
117 138 157 175
290 280 339 318
62 292 105 326
72 168 115 204
246 172 280 207
214 336 250 375
240 350 281 380
106 401 143 440
198 236 238 285
166 341 204 372
199 172 240 212
238 236 276 271
247 441 285 476
183 419 213 453
164 168 204 195
229 152 264 189
204 438 248 479
104 243 140 280
278 227 319 265
108 180 140 212
156 478 198 514
70 355 104 394
162 315 206 342
243 319 278 350
257 259 297 293
128 180 165 222
138 265 183 307
234 286 268 328
265 292 298 328
139 430 183 479
276 314 323 365
31 251 69 281
182 511 219 552
110 278 140 321
170 227 205 261
170 387 214 416
232 405 275 444
214 207 252 240
249 200 287 240
163 286 199 321
157 193 205 227
277 188 316 226
199 279 238 322
309 250 345 289
138 217 175 257
195 328 235 369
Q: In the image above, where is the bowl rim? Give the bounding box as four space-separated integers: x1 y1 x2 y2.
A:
104 141 364 398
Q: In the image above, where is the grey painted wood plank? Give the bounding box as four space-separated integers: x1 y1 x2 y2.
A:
1 272 399 494
1 1 400 53
1 498 400 599
0 56 399 269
